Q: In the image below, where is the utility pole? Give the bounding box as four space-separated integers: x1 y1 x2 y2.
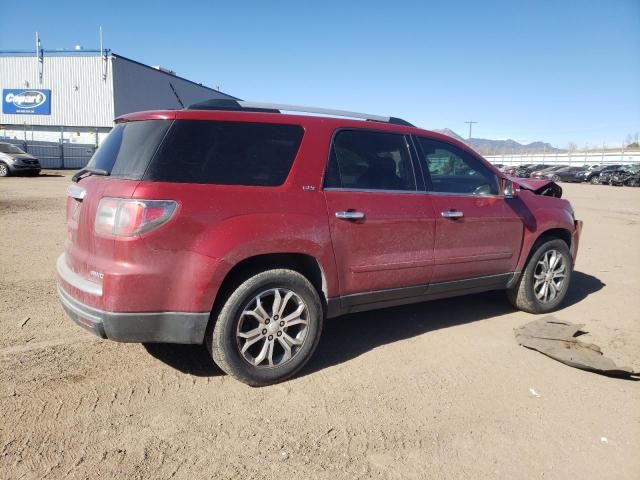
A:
464 121 477 139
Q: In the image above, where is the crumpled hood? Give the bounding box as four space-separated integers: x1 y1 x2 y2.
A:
513 177 563 198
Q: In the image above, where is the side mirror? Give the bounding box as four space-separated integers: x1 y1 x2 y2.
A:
503 178 519 198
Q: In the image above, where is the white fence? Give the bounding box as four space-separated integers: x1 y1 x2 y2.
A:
484 151 639 167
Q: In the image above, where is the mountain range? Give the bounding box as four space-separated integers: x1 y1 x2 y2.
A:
436 128 561 155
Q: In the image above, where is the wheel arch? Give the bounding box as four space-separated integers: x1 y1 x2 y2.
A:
519 227 572 272
210 253 328 324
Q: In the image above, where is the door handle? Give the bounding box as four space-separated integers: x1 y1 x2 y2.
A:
441 210 464 219
336 211 365 220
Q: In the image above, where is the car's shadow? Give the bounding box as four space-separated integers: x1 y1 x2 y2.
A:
143 271 605 379
38 173 66 178
143 342 225 376
3 173 66 178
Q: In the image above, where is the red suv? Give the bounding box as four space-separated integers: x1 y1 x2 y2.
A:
57 100 582 386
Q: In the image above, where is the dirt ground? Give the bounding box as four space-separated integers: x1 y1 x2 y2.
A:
1 171 639 480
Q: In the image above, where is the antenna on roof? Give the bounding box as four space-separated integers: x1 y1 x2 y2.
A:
169 82 185 108
35 32 43 83
99 25 103 58
99 26 108 81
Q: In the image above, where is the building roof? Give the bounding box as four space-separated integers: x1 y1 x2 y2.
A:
0 49 237 100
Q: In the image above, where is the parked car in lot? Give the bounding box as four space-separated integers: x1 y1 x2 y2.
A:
504 164 528 176
581 164 624 184
541 166 585 182
514 163 547 178
609 165 640 186
0 142 41 177
598 165 630 185
530 165 569 179
57 100 583 386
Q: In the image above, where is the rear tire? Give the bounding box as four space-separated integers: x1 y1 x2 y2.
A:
508 239 572 314
590 175 599 185
206 269 323 387
0 163 9 177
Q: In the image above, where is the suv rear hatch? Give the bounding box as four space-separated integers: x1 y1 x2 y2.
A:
62 118 173 309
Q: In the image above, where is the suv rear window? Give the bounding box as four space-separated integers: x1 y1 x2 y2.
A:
86 120 171 179
145 120 304 186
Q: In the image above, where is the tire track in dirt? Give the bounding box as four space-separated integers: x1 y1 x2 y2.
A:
0 340 234 479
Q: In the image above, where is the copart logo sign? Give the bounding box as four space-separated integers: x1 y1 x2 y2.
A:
3 89 51 115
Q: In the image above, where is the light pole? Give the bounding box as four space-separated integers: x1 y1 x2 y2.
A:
464 121 477 139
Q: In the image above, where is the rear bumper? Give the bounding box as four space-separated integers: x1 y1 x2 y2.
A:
57 285 209 344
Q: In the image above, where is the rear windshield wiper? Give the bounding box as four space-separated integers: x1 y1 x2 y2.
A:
72 167 110 183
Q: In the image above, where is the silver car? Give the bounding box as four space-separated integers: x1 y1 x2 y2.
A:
0 143 41 177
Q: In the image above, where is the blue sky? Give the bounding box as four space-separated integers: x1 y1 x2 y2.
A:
1 0 638 147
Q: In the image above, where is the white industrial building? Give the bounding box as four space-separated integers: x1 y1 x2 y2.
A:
0 50 236 167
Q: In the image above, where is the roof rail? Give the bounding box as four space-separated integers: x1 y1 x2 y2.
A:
187 99 415 127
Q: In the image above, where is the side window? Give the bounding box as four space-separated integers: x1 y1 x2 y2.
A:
145 121 303 186
416 137 499 195
324 130 416 191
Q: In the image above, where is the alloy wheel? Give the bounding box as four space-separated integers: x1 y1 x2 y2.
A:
236 288 309 368
533 249 566 303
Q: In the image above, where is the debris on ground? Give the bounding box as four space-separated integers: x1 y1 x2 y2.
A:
515 317 639 379
528 388 541 398
20 317 30 328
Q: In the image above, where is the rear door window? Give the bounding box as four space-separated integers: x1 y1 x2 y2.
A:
324 130 417 191
145 120 304 186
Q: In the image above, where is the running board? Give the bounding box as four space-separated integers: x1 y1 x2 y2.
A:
326 272 520 318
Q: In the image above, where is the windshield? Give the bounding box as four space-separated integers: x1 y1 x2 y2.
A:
0 143 26 154
86 120 171 179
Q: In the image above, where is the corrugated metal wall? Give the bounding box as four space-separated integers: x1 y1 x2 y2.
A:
112 55 235 116
1 52 238 169
0 55 115 127
1 137 95 168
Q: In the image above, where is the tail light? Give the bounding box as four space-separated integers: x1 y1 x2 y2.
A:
95 198 177 237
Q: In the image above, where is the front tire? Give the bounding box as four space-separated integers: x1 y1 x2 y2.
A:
207 269 323 386
0 163 9 177
508 239 572 314
552 174 561 182
590 175 599 185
